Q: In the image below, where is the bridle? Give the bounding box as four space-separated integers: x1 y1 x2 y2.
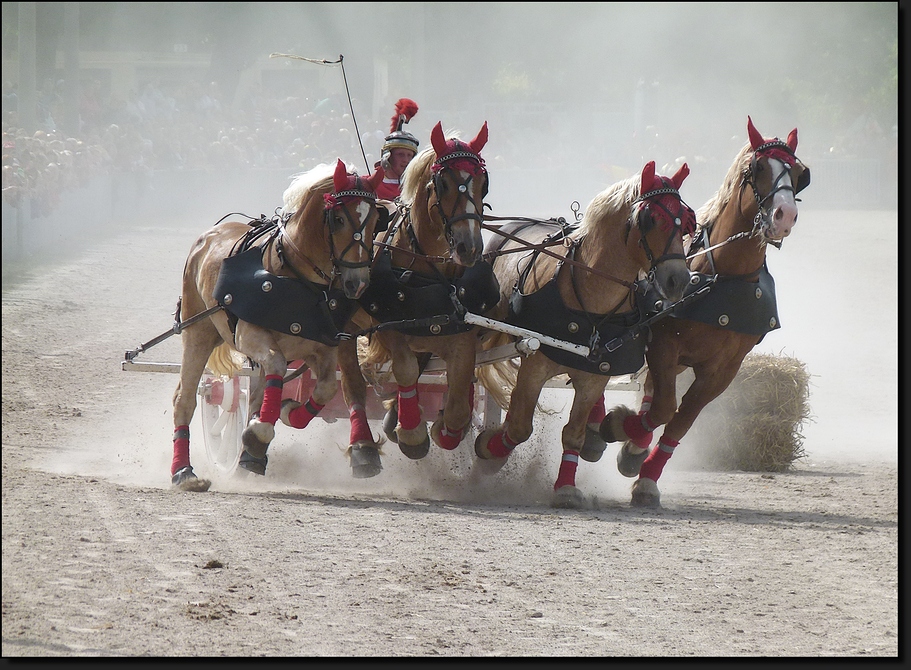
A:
744 140 807 249
629 181 694 284
323 185 377 271
430 147 489 252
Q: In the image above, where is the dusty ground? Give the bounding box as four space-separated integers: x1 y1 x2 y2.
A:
1 209 898 657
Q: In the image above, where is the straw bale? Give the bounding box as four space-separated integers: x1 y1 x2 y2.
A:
674 352 813 472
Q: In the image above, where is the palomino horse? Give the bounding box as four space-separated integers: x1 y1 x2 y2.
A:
335 121 496 473
170 159 384 491
601 116 811 507
475 161 694 508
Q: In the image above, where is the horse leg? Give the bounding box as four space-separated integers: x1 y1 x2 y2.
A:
632 363 740 508
431 336 477 451
580 393 607 462
384 336 430 459
475 354 550 461
337 338 383 478
553 375 608 509
238 372 268 475
280 348 335 429
171 327 219 492
233 326 287 462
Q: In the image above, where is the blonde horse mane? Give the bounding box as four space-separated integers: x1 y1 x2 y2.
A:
281 162 344 214
695 142 752 232
576 172 641 237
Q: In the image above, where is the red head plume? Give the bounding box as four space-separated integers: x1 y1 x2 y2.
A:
390 98 419 133
640 161 657 193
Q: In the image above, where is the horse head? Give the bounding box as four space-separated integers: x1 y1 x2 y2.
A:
745 116 810 243
629 160 694 303
426 121 489 267
323 158 385 299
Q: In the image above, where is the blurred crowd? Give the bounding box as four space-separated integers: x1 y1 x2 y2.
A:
2 77 388 216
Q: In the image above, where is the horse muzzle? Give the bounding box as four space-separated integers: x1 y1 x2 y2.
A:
653 258 690 303
341 267 370 299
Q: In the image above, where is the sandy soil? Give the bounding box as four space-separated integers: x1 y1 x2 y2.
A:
1 209 898 657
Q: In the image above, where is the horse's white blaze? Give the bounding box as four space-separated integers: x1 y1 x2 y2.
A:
353 200 371 262
459 170 478 216
767 158 798 239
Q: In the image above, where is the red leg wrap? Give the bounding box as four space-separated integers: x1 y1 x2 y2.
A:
554 451 580 490
623 411 657 450
259 374 284 425
397 384 421 431
348 404 373 444
486 428 518 458
171 425 190 476
587 395 606 424
639 435 679 482
287 396 325 429
638 395 653 415
437 424 464 450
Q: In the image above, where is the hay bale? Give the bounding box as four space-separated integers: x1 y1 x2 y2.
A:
675 352 813 472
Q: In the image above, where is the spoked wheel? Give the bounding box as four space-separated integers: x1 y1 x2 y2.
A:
198 373 250 476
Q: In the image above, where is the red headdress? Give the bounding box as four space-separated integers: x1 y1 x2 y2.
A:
635 160 696 236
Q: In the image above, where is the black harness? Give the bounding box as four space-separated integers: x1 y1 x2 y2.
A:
356 248 499 336
212 218 358 347
505 222 651 376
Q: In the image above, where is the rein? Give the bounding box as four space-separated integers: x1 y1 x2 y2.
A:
481 215 637 290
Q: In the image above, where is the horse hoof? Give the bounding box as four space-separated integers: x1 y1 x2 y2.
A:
241 420 274 459
630 477 661 508
398 434 430 460
349 442 383 478
238 450 268 476
552 485 585 509
171 466 211 492
580 424 607 462
430 416 464 451
617 440 649 478
474 428 508 461
382 406 398 444
600 405 635 443
279 399 302 428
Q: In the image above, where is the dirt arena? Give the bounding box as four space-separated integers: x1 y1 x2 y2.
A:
1 207 897 657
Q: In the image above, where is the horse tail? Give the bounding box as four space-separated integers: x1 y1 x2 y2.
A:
475 330 519 411
206 341 245 377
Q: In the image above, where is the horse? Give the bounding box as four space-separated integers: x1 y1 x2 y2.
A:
334 120 496 474
600 116 811 507
474 160 694 508
170 159 385 491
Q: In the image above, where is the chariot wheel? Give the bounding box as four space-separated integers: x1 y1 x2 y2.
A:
198 373 250 476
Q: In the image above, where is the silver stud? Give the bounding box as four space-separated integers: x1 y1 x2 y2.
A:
458 286 466 297
568 322 579 333
718 314 729 326
396 291 405 302
223 294 233 305
353 232 362 241
430 324 442 334
690 274 701 285
755 287 763 299
769 317 777 328
290 323 301 334
261 281 273 292
328 299 338 310
599 362 611 373
458 184 467 193
369 303 379 313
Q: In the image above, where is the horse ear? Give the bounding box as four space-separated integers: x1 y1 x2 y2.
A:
431 122 447 156
747 116 764 150
468 121 489 154
366 165 385 191
787 128 798 152
333 159 348 191
640 161 656 192
671 162 690 189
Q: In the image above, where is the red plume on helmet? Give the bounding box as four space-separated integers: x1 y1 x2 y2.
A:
390 98 419 134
